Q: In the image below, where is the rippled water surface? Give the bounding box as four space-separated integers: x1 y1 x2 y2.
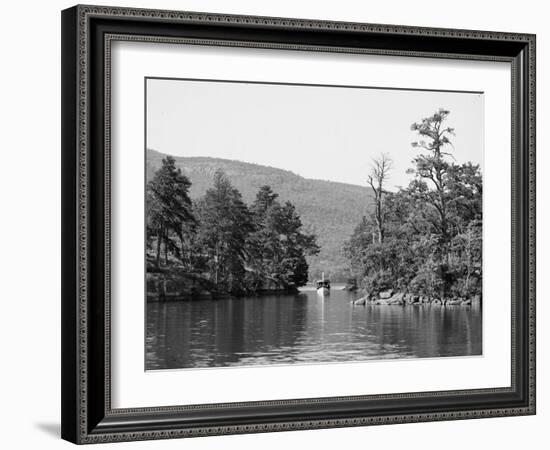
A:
146 286 482 370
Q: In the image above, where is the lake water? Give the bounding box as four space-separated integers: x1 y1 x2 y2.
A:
145 286 482 370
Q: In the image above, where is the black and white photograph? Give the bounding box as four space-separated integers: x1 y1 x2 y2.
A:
53 3 537 446
145 78 484 370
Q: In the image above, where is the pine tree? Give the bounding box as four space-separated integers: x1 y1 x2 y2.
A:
195 170 253 292
277 201 319 286
408 108 456 297
146 156 194 267
247 186 319 289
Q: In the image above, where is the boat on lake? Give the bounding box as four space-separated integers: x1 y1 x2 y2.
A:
316 272 331 295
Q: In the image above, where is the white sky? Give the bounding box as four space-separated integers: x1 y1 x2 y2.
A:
146 78 483 190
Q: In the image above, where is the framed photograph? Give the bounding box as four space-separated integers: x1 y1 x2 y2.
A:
61 5 536 444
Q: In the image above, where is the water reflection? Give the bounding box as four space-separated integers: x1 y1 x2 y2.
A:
146 287 481 370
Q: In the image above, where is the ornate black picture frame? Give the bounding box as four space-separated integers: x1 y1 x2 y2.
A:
61 4 536 444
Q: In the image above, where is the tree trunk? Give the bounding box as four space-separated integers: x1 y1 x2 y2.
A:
370 189 384 244
156 229 162 268
214 246 219 285
179 235 186 267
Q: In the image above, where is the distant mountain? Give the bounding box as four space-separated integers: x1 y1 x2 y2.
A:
147 149 373 282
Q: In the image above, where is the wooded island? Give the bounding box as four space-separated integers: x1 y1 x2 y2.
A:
345 109 482 305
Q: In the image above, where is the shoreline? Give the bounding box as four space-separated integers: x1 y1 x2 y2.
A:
147 288 300 303
352 290 481 307
147 271 301 302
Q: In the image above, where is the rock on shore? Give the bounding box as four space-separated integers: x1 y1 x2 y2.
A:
352 290 480 307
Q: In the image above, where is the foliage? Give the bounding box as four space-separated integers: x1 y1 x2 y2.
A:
246 186 320 289
146 156 194 267
193 170 253 292
345 109 482 300
146 170 319 295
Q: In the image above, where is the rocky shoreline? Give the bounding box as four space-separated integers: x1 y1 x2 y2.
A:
352 289 481 307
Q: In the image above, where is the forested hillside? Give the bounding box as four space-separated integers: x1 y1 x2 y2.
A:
147 149 373 282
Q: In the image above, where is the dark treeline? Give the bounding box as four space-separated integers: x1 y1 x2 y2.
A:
344 109 482 301
147 161 319 296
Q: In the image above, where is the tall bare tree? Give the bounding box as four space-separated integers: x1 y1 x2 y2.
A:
367 153 393 244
